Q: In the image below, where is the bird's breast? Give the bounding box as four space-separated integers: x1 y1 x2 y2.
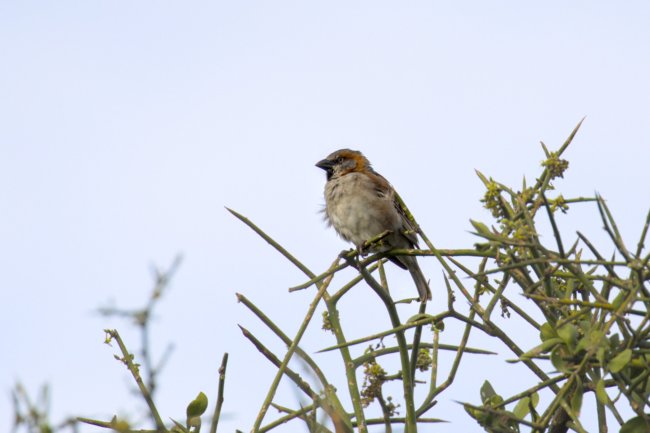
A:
323 173 400 247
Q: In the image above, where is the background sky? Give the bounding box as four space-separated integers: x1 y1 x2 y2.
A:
2 1 649 432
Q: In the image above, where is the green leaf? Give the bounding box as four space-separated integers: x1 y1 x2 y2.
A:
557 324 578 350
550 346 569 373
575 336 588 353
485 394 504 406
521 338 562 360
475 170 490 185
513 397 531 419
186 391 209 418
597 346 607 367
590 330 606 345
577 329 606 353
470 220 492 237
539 322 556 341
480 380 496 404
406 313 435 323
570 382 583 416
620 415 650 433
609 349 632 373
576 319 591 333
464 403 488 423
595 378 609 405
512 392 539 419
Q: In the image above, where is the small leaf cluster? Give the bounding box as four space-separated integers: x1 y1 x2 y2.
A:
465 121 650 431
171 392 209 433
415 349 432 372
465 380 539 433
360 353 388 409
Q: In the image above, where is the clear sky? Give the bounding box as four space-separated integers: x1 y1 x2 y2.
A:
2 2 649 432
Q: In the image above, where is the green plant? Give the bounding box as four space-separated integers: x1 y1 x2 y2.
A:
29 120 648 433
228 120 650 432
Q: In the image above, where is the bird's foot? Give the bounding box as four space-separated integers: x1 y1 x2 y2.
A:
361 230 392 253
339 249 360 270
356 243 370 257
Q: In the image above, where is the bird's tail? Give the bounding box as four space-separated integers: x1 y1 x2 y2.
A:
403 256 431 302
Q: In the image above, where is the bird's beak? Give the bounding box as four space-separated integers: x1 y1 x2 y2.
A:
315 158 334 170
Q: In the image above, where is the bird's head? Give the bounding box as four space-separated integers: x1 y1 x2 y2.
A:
315 149 371 181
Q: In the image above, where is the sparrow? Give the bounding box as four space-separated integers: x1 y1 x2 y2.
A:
316 149 432 302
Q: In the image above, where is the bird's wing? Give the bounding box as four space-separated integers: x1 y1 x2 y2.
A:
370 169 420 248
394 195 419 248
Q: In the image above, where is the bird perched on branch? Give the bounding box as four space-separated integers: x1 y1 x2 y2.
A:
316 149 431 302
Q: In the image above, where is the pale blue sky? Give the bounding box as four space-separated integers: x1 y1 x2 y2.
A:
2 2 649 432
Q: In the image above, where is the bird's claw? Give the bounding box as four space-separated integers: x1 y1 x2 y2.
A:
339 249 360 270
338 248 355 259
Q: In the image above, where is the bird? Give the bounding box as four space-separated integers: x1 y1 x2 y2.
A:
316 149 431 302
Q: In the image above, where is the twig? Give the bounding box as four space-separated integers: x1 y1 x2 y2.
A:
258 404 316 433
635 208 650 258
317 316 437 354
209 353 228 433
238 325 317 399
542 193 566 258
351 258 417 432
251 260 337 431
409 302 427 384
236 293 329 388
104 329 166 431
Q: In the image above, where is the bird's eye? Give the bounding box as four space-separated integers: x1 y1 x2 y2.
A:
336 157 344 163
